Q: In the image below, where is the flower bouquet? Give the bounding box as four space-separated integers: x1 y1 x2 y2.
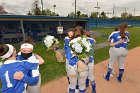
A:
43 35 65 62
43 35 59 50
69 37 94 72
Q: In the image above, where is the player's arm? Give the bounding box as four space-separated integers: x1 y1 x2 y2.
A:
14 71 39 85
126 31 130 43
65 46 79 66
87 37 96 44
34 54 44 65
64 37 70 51
110 39 126 46
22 60 39 70
108 32 125 46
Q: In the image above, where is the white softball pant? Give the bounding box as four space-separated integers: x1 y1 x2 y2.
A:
27 74 41 93
67 65 88 91
87 61 95 82
109 47 128 69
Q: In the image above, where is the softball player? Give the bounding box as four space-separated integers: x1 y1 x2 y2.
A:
65 44 89 93
64 28 75 75
104 23 130 82
86 36 96 93
64 28 75 90
17 43 44 93
66 29 89 93
0 44 39 93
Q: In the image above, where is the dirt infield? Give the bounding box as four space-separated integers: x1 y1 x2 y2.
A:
41 46 140 93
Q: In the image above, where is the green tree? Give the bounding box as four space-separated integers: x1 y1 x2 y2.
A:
80 14 88 17
99 11 107 19
121 12 128 18
27 11 32 15
121 12 133 19
31 0 42 15
45 9 58 16
90 12 98 18
77 11 81 17
127 13 133 19
67 12 75 17
0 5 8 14
42 10 47 15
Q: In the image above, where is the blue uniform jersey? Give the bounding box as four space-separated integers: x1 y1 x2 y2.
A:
64 36 70 52
17 53 39 85
0 60 38 93
64 37 79 66
87 37 95 62
109 31 130 48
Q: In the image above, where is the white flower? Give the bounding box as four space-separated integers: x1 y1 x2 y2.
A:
69 37 82 44
72 43 83 53
81 38 92 52
69 37 93 59
43 35 58 48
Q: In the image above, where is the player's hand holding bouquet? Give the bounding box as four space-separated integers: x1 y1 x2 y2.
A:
69 36 94 72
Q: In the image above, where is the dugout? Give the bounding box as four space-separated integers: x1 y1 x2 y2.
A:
0 15 89 43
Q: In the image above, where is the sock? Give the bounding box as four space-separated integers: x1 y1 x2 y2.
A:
105 68 112 81
67 76 70 84
79 89 86 93
76 84 79 89
69 88 75 93
86 78 89 87
76 80 79 89
117 69 124 82
91 81 96 93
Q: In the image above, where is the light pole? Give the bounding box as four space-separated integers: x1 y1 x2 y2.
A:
41 0 43 14
53 5 56 13
94 1 100 27
74 0 77 27
94 1 100 18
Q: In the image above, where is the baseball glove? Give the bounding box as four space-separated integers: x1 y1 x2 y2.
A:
55 49 65 62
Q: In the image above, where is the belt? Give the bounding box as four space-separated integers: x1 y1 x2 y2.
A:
113 46 127 49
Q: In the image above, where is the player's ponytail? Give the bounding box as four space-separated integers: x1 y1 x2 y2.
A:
83 30 91 37
75 26 84 37
0 45 9 56
119 23 128 39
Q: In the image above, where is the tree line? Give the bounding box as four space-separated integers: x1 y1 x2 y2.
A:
0 0 140 20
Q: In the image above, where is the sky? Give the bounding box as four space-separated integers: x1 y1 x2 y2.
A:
0 0 140 17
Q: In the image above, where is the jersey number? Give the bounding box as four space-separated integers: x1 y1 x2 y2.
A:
5 71 13 88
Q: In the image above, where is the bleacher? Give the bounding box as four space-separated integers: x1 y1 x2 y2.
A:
0 33 26 43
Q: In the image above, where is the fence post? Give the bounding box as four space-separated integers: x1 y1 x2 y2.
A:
20 20 25 40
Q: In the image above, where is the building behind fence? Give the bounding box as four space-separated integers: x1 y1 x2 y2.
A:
0 15 140 43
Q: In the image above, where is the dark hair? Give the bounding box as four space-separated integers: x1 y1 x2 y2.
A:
119 23 128 39
114 27 119 31
75 26 84 36
67 28 75 40
83 30 90 37
67 28 75 33
23 36 35 46
0 44 9 56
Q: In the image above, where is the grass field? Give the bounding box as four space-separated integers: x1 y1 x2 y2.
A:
1 27 140 86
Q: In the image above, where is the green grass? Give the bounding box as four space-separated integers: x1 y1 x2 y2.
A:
92 27 114 44
34 42 66 84
1 27 140 86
